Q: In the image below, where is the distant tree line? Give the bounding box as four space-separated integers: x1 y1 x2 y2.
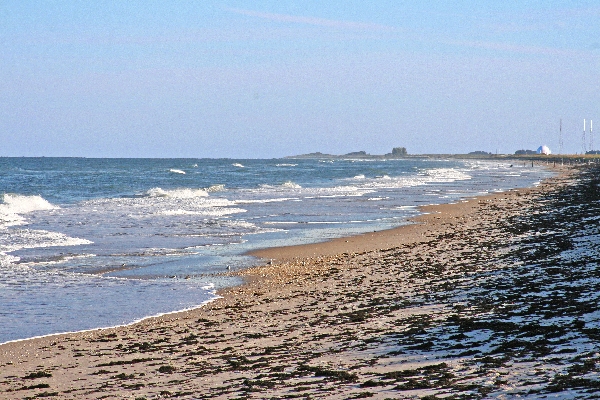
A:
392 147 407 156
515 149 537 155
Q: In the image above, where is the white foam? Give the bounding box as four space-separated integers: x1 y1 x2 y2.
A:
312 186 374 197
0 253 20 268
354 168 472 190
220 220 258 229
206 184 226 192
249 183 374 200
16 253 98 268
258 181 302 190
145 188 209 198
0 194 58 228
158 207 247 217
235 197 300 204
232 163 245 168
169 169 186 174
276 163 297 167
78 193 247 225
281 181 301 189
423 168 472 181
0 229 92 253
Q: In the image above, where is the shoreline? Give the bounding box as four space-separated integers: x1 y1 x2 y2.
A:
0 296 221 347
0 165 580 399
247 185 552 263
0 163 552 346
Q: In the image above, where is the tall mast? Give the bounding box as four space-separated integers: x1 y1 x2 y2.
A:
583 119 587 154
591 120 594 152
559 118 563 155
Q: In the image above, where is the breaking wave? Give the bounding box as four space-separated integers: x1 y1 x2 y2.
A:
145 188 209 198
206 184 226 193
0 229 92 255
0 194 58 228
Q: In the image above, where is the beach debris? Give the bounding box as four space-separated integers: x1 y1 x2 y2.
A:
4 167 600 399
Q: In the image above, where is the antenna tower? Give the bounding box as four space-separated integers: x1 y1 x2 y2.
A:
583 119 587 154
591 120 594 152
559 119 563 154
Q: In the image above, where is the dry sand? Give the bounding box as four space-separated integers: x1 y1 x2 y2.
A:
0 166 576 399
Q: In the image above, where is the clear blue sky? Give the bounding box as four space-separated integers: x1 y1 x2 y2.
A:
2 1 599 157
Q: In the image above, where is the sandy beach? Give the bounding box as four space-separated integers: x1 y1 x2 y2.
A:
3 164 597 399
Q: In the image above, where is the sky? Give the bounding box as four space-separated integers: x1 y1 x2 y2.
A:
1 1 600 158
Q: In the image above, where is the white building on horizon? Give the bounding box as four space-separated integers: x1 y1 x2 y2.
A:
537 145 551 155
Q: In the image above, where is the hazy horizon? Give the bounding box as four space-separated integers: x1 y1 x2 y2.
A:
2 2 599 158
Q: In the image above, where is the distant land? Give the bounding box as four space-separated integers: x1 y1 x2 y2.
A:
286 147 409 160
286 147 600 161
286 147 504 160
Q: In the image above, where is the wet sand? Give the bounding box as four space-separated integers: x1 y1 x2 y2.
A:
0 166 583 399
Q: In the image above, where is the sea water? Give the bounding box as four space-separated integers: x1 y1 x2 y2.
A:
0 157 553 343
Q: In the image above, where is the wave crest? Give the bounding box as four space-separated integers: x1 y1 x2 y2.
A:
206 184 226 193
421 168 472 181
145 188 209 199
0 228 93 255
281 181 302 189
1 194 57 213
0 194 58 228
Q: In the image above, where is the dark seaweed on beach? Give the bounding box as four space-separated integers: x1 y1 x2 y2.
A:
374 165 600 397
6 165 600 400
22 371 52 380
298 365 359 382
95 357 156 367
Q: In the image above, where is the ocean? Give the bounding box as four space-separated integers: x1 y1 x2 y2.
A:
0 157 553 344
